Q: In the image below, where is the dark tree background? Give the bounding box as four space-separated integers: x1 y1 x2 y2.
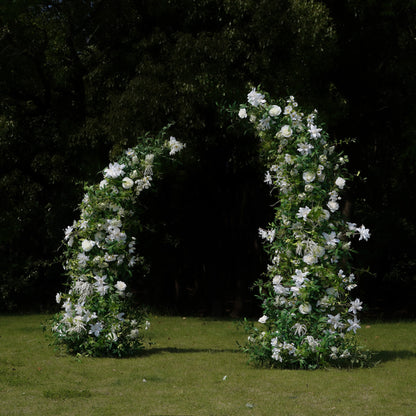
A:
1 0 415 318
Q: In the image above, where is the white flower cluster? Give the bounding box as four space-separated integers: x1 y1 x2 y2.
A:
247 88 266 107
168 136 186 155
239 88 371 368
52 134 185 356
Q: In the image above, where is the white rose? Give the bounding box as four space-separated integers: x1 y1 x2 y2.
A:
115 281 127 292
269 105 282 117
122 177 134 189
258 315 268 324
335 177 346 189
238 108 248 119
302 171 316 183
303 254 317 265
99 179 108 189
327 200 340 213
280 125 293 138
299 303 312 314
81 239 95 252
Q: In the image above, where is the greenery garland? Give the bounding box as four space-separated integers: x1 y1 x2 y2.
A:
50 129 185 357
238 88 371 368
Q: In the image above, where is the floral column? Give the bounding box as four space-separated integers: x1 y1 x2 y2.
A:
239 88 371 368
51 133 185 357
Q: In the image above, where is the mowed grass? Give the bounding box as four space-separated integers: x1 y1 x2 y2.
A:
1 315 415 416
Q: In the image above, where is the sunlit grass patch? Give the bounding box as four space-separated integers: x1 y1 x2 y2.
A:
0 315 415 415
43 388 92 400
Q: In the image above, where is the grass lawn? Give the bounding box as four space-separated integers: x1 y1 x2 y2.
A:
1 315 415 415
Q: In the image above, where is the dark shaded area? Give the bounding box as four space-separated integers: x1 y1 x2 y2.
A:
322 0 416 320
141 347 241 357
0 0 415 318
130 130 272 316
373 350 416 363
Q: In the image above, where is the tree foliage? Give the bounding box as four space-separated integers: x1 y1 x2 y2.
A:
1 0 414 316
321 0 416 316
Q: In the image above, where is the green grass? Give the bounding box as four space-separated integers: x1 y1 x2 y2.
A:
1 315 415 415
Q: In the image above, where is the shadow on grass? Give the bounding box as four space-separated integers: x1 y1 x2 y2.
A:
142 347 416 367
373 350 416 363
142 347 241 356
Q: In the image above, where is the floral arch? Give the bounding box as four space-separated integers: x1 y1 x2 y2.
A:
52 88 370 367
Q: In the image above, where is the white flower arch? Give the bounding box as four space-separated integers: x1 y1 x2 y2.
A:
52 89 370 366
